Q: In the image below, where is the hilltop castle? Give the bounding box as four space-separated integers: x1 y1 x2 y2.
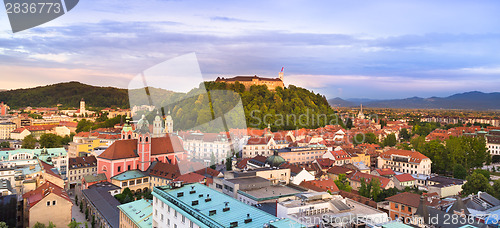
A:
215 68 285 91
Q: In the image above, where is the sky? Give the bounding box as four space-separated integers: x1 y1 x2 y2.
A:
1 0 500 99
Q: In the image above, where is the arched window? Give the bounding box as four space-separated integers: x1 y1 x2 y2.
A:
139 137 142 142
128 135 131 139
145 137 149 142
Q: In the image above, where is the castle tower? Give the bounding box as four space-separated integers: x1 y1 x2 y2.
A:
121 114 134 140
279 67 284 81
164 110 173 134
152 110 164 138
135 115 151 171
80 98 86 115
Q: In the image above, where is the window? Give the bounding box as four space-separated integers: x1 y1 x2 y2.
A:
401 205 405 211
182 215 185 223
122 182 127 187
47 201 50 206
395 203 398 209
52 201 56 205
175 211 177 218
160 214 163 221
118 166 121 172
128 165 131 170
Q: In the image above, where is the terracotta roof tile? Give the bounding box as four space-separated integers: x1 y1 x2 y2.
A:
22 181 71 207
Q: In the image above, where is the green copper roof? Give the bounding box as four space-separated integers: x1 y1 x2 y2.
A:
153 183 305 228
111 170 146 181
0 148 67 165
118 199 153 228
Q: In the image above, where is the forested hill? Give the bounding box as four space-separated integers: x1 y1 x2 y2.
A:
161 82 340 131
0 81 182 109
0 82 130 109
1 81 339 130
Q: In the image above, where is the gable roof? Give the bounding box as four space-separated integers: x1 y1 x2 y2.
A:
349 171 392 188
385 192 422 208
39 160 62 179
299 179 339 193
22 181 71 207
174 172 206 184
148 162 180 180
98 136 184 160
69 156 97 169
394 173 415 182
379 149 429 163
374 168 395 176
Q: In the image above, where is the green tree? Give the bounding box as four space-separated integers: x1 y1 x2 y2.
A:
453 164 467 180
22 134 37 149
334 174 352 192
399 128 410 141
492 180 500 199
358 178 369 197
68 220 81 228
210 152 216 167
383 134 397 147
462 172 492 195
39 133 63 148
76 119 93 133
0 142 9 148
345 118 353 129
34 222 46 228
473 169 490 181
370 178 382 201
0 222 8 228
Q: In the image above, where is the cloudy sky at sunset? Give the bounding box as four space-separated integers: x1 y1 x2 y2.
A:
1 0 499 99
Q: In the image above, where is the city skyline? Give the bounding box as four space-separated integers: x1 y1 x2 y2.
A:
1 0 500 99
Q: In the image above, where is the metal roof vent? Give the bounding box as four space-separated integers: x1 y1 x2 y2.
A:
244 214 252 223
223 202 230 212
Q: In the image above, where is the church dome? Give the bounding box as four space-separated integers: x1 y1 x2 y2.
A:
265 154 285 167
135 115 150 134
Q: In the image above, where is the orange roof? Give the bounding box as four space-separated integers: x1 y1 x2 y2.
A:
174 172 206 184
329 150 351 160
22 181 71 207
394 173 415 182
149 162 180 180
350 171 392 189
299 179 339 193
373 168 395 176
379 149 429 164
385 192 422 208
11 127 27 133
39 160 62 179
246 137 271 145
25 125 55 131
98 136 184 160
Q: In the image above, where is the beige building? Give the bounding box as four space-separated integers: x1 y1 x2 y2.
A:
22 181 72 228
242 137 288 158
377 149 432 175
274 144 328 165
0 122 16 139
67 156 97 189
111 170 150 194
118 199 153 228
10 127 30 140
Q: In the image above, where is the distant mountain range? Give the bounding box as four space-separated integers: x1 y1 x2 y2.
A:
328 91 500 110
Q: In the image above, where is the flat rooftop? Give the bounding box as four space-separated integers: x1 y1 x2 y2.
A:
153 183 302 228
225 176 269 185
239 185 303 201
